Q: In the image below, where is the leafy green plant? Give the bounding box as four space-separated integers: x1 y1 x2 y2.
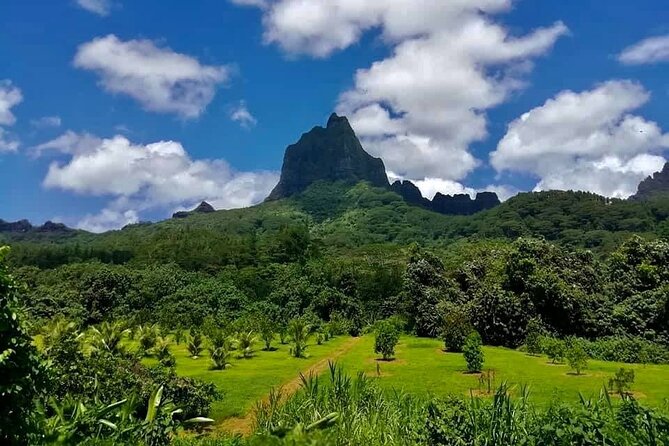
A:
439 304 471 353
288 318 311 358
187 331 204 359
374 319 400 360
541 336 566 363
89 321 130 356
566 338 588 375
609 368 635 395
236 331 257 359
463 331 484 373
137 324 160 356
524 318 543 356
209 345 233 370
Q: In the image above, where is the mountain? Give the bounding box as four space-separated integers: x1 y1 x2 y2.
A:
266 113 389 200
172 201 216 219
633 162 669 200
390 181 500 215
0 219 74 234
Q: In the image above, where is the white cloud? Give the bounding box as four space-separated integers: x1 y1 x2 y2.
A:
0 128 19 153
230 101 258 128
76 0 112 16
74 35 230 118
619 35 669 65
235 1 567 188
31 116 62 129
38 132 279 232
0 80 22 152
491 80 669 198
0 80 22 126
77 207 139 233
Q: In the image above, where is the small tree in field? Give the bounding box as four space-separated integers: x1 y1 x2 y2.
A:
187 331 204 358
463 331 484 373
439 304 471 353
524 318 543 356
288 318 311 358
609 368 635 395
566 339 588 375
256 314 277 351
542 336 566 364
236 331 257 359
374 319 400 361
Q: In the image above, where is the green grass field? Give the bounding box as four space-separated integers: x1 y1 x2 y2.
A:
335 335 669 408
145 335 352 420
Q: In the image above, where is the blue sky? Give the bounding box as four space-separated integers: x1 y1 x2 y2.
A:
1 0 668 231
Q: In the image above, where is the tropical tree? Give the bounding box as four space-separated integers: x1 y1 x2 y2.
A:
463 331 484 373
136 324 160 356
374 319 400 360
288 318 311 358
236 331 257 359
90 321 130 355
566 338 588 375
439 303 471 352
0 246 47 445
210 341 233 370
256 314 277 351
542 336 566 363
524 318 544 356
187 331 204 359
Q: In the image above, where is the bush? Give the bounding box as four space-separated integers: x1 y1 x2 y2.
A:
288 318 311 358
439 304 471 353
463 331 484 373
374 319 401 360
524 318 544 356
187 331 204 358
608 368 635 395
566 339 588 375
541 336 566 363
581 336 669 364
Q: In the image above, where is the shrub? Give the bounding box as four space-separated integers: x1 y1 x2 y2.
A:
580 336 669 364
236 331 256 359
609 368 635 395
209 345 233 370
541 336 566 363
187 331 204 358
374 319 401 360
524 318 544 356
463 331 484 373
137 324 160 356
566 338 588 375
288 318 311 358
439 304 471 353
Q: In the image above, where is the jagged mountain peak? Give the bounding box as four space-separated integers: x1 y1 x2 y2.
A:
266 113 389 200
633 162 669 200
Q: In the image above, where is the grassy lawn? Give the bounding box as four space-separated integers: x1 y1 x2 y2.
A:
335 335 669 408
146 335 352 421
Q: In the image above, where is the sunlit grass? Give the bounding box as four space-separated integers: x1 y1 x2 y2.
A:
335 335 669 407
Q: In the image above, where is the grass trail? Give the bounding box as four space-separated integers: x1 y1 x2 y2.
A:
217 336 364 436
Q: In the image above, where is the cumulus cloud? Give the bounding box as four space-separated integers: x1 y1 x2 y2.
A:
229 101 258 128
0 80 22 126
77 207 139 233
31 116 62 129
74 35 230 118
38 132 279 232
76 0 112 16
491 80 669 198
0 80 22 152
234 0 567 193
619 35 669 65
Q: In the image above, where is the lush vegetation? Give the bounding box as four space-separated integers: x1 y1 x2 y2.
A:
2 183 669 444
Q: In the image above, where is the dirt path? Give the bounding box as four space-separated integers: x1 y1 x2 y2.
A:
218 336 363 436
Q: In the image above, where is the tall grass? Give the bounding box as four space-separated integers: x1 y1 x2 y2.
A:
176 362 669 445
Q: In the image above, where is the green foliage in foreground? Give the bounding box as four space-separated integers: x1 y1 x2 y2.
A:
176 364 669 446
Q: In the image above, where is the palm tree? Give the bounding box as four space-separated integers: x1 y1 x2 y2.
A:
187 331 204 358
288 319 311 358
153 336 171 360
209 344 233 370
90 321 130 355
236 331 257 359
136 324 160 356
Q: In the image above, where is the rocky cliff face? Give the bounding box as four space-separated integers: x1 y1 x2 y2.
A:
0 219 74 233
632 162 669 200
392 181 500 215
266 113 389 200
172 201 216 219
